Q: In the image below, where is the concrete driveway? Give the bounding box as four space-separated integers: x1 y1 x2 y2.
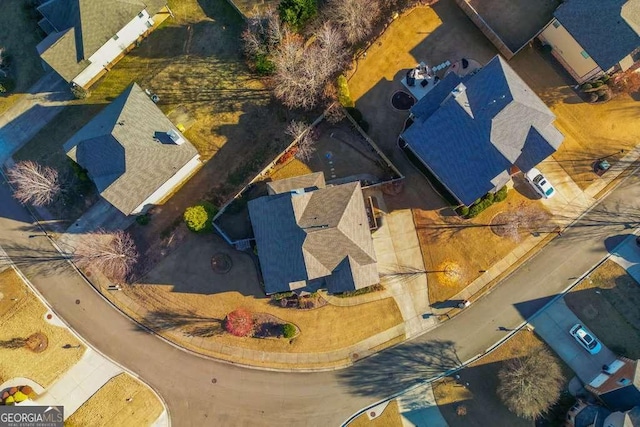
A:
531 298 616 383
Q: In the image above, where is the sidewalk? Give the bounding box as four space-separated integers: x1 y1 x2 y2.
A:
396 383 448 427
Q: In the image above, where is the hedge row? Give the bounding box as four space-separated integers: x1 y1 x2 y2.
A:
458 186 508 218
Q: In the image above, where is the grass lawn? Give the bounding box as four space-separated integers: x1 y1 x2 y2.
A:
0 0 45 115
0 268 85 388
65 373 163 427
433 330 571 427
348 400 403 427
565 260 640 359
415 189 552 303
510 48 640 190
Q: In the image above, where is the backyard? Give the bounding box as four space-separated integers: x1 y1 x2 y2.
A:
0 0 45 115
510 47 640 190
564 260 640 359
433 330 572 427
0 268 85 388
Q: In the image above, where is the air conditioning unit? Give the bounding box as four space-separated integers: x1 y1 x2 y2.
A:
167 128 185 145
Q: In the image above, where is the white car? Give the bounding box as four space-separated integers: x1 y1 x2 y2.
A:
525 168 555 199
569 323 602 355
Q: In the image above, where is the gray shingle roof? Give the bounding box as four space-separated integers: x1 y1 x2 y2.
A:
554 0 640 71
266 172 325 195
64 83 199 215
248 174 378 294
402 55 563 206
36 0 166 82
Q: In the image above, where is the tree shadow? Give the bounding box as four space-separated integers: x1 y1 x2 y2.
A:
140 308 224 338
338 340 462 399
0 243 69 277
0 337 27 349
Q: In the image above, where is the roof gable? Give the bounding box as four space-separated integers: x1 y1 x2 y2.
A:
554 0 640 70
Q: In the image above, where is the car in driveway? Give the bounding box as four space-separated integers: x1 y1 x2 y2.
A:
570 323 602 355
525 168 555 199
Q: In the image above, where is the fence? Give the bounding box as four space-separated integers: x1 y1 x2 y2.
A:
453 0 515 60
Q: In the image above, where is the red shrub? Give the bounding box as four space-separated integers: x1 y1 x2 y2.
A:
224 308 255 337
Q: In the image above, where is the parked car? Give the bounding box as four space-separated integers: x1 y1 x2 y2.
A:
570 323 602 355
525 168 555 199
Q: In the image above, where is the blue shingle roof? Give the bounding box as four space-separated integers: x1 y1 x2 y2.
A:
554 0 640 71
401 56 563 206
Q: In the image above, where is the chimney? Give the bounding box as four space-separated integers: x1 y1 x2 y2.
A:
166 129 185 145
451 83 467 98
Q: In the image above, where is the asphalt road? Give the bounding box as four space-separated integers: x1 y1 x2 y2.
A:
1 173 638 427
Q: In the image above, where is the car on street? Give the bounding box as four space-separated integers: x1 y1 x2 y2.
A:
525 168 555 199
569 323 602 354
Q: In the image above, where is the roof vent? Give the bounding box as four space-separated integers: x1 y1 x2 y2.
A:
167 129 185 145
292 188 305 195
451 83 466 98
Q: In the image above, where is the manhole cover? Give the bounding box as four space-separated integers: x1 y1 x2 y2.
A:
211 253 232 274
391 91 416 111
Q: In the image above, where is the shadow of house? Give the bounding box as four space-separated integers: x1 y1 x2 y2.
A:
399 55 564 207
63 82 201 217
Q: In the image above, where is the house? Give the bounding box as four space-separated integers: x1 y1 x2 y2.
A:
248 172 379 295
538 0 640 83
566 402 640 427
63 83 200 216
36 0 168 88
587 357 640 412
399 55 564 207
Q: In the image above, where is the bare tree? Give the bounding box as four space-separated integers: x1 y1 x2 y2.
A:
498 348 564 419
611 70 640 95
285 120 317 161
7 161 62 207
242 8 283 58
324 103 346 124
496 208 551 242
73 230 139 283
272 24 347 109
326 0 381 45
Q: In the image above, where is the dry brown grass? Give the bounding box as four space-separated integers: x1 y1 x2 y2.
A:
65 373 163 427
433 330 569 427
269 158 313 180
415 190 551 303
348 399 403 427
0 0 45 115
0 269 84 388
565 260 640 358
510 48 640 190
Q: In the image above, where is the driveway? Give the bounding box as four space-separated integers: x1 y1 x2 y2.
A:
530 298 616 383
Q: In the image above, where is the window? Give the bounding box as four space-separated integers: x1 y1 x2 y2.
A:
112 34 119 41
552 20 560 29
618 378 631 386
138 11 144 18
581 50 590 59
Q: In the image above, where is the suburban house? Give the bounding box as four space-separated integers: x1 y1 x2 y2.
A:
399 55 564 207
566 402 640 427
248 172 379 295
538 0 640 83
36 0 169 88
587 357 640 412
63 83 200 216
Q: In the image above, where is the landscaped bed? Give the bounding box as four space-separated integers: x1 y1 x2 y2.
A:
564 260 640 359
65 373 163 427
0 268 85 388
348 399 403 427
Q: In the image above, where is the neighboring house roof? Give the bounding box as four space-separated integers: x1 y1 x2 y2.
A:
266 172 325 195
36 0 166 81
248 174 378 294
401 55 563 206
63 83 199 215
625 406 640 426
554 0 640 71
574 404 609 427
600 361 640 412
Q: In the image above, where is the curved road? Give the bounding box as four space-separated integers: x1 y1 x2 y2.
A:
1 174 637 426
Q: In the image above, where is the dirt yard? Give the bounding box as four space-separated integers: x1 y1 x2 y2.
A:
0 268 85 388
468 0 559 52
565 260 640 359
0 0 45 115
510 48 640 190
65 373 163 427
433 330 570 427
349 400 403 427
414 188 553 303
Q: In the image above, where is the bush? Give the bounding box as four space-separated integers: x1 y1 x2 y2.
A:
183 202 217 232
135 214 150 226
484 192 495 203
599 91 612 102
581 83 593 91
457 206 469 217
69 159 89 181
0 77 15 94
224 308 255 337
468 199 491 217
336 75 354 108
494 186 508 202
254 54 275 75
540 44 552 54
588 92 599 103
271 291 294 301
335 283 384 298
345 107 369 132
282 323 296 338
71 85 89 99
278 0 317 32
596 89 607 97
593 81 603 88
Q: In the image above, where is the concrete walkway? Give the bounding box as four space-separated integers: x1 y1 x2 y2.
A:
397 383 448 427
608 233 640 284
0 72 72 163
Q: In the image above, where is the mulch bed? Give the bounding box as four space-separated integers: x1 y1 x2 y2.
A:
391 90 416 111
252 313 299 339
